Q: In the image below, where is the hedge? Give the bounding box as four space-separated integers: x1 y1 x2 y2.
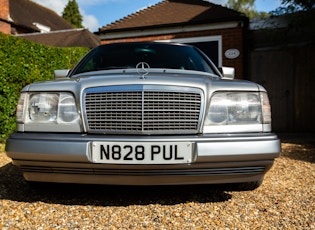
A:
0 33 89 141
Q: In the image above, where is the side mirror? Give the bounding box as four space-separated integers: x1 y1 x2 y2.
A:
220 67 235 80
54 69 70 79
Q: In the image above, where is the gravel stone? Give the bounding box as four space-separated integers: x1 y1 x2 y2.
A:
0 134 314 229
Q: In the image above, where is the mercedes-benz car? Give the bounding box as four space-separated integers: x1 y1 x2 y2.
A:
6 42 281 190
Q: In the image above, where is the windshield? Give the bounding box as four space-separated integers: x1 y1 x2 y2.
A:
73 42 215 75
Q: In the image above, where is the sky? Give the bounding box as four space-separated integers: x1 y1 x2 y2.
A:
31 0 282 33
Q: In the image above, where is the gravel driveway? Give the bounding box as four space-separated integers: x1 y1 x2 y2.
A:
0 134 314 229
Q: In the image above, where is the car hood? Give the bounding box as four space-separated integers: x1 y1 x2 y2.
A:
22 69 264 95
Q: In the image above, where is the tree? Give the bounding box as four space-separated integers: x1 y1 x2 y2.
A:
62 0 83 28
271 0 315 45
282 0 314 12
226 0 270 18
273 0 315 14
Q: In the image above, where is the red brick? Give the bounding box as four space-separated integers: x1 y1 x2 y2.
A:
0 0 10 34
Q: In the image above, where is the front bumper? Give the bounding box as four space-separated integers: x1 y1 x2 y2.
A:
6 133 281 185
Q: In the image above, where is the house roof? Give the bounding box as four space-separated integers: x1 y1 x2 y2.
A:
9 0 73 32
17 28 100 48
98 0 246 33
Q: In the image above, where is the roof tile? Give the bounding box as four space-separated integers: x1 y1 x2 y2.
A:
99 0 245 32
10 0 73 32
17 29 100 48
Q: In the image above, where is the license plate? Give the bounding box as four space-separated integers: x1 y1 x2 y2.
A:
91 142 192 164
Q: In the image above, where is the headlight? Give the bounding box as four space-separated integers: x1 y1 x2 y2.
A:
205 92 271 132
17 92 80 124
57 93 80 123
28 93 59 122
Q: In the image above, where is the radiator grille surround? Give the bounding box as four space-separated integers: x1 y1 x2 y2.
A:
83 85 203 134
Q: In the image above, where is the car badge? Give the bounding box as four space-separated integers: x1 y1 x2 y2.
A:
136 62 150 79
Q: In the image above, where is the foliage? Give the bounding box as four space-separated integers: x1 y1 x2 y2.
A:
62 0 83 28
0 33 88 141
226 0 270 18
227 0 255 13
271 0 315 43
273 0 315 14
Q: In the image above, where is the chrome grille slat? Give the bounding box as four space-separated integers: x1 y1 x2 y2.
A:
84 86 202 134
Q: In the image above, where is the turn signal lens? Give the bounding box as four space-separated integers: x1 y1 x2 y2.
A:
260 92 271 124
16 93 27 123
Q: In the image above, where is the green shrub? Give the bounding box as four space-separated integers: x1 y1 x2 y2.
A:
0 33 89 141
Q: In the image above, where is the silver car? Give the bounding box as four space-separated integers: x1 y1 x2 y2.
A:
6 42 281 190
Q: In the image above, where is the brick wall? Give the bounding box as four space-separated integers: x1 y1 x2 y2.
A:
0 0 10 34
101 26 245 79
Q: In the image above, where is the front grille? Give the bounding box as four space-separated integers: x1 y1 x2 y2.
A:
83 85 203 134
